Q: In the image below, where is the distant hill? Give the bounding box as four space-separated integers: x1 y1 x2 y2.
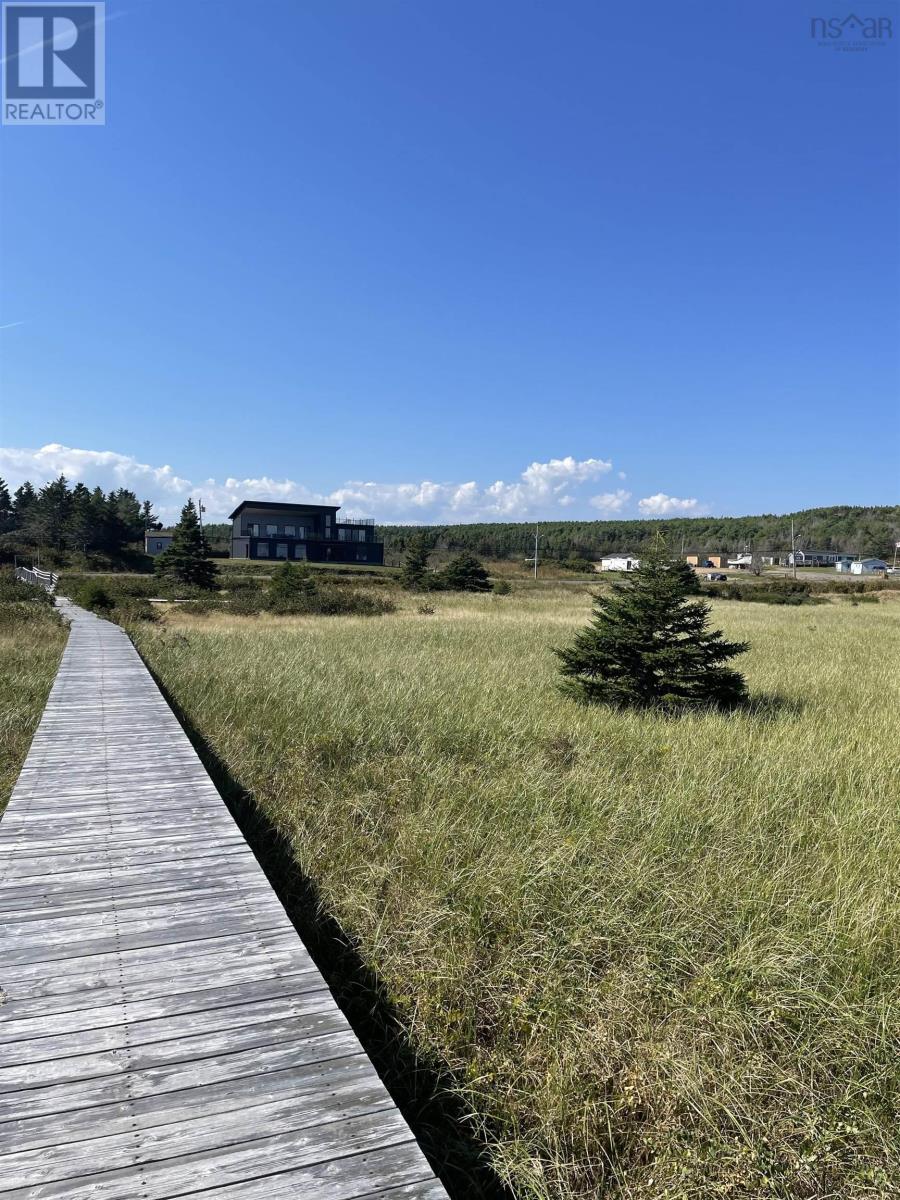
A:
378 506 900 562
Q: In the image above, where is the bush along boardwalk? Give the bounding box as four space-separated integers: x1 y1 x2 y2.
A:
0 598 448 1200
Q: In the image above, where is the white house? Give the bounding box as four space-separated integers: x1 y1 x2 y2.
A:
849 558 888 575
600 555 640 572
727 554 753 569
788 549 853 567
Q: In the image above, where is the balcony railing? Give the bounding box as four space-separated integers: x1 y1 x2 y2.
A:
241 528 380 542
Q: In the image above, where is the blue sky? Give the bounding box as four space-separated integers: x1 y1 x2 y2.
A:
1 0 898 522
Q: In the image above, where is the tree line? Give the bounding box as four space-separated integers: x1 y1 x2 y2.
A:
0 475 158 561
379 505 900 562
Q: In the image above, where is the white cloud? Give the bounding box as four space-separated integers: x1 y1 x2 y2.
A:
0 444 626 524
590 489 631 513
637 492 701 515
0 443 191 497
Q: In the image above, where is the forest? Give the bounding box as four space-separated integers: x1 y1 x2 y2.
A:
0 474 157 562
379 505 900 562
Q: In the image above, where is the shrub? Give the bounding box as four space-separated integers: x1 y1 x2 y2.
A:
76 581 115 613
438 552 493 592
493 579 512 595
0 569 53 606
114 598 161 623
284 585 395 617
228 589 267 616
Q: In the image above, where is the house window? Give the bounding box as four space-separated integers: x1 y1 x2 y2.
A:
294 544 307 560
285 525 295 537
296 526 306 539
257 543 269 558
249 523 259 536
356 528 366 542
155 541 164 551
276 543 288 559
266 524 277 536
337 528 348 541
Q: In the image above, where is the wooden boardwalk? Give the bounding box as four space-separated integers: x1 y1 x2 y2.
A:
0 600 449 1200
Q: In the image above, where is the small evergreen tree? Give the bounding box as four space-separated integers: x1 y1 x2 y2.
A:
267 561 317 611
440 552 493 592
556 539 748 709
400 532 431 590
155 499 219 590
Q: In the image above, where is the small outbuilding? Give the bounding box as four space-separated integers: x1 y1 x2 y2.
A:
849 558 888 575
600 555 640 572
144 532 174 556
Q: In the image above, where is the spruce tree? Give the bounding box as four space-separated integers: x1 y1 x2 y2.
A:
0 479 13 535
155 499 219 590
556 539 748 710
440 551 493 592
268 561 317 612
66 483 97 554
400 532 431 590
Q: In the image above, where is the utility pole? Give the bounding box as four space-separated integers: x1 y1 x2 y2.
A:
533 524 539 580
791 518 797 580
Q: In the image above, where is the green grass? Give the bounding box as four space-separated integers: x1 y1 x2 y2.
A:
0 580 67 812
131 589 900 1198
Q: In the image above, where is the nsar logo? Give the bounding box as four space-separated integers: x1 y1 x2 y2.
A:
810 12 894 50
3 2 105 125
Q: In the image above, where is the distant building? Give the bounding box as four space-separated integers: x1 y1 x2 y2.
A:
600 555 640 572
727 554 753 570
849 558 888 575
145 531 174 556
788 550 853 567
229 501 384 565
685 552 728 568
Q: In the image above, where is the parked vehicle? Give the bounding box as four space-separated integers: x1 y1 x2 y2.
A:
705 572 727 582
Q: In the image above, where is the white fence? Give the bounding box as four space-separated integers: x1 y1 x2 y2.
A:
14 566 59 593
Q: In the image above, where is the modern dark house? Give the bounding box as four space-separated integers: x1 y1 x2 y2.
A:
228 501 384 565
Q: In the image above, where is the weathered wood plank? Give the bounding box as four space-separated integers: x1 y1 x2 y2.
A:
0 988 338 1072
0 1052 377 1154
0 1112 418 1200
0 1086 396 1190
0 971 325 1044
0 1029 361 1123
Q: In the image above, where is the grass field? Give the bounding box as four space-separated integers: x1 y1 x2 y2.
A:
129 589 900 1198
0 580 67 812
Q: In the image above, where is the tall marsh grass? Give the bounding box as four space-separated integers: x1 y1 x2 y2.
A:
0 578 67 810
133 591 900 1198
